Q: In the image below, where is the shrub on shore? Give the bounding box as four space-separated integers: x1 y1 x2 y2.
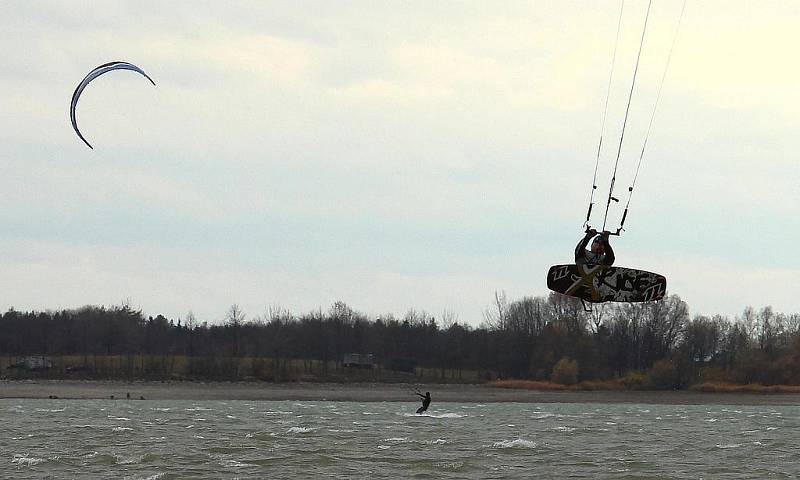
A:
689 382 800 394
486 378 625 391
647 359 681 390
488 377 800 394
551 357 579 385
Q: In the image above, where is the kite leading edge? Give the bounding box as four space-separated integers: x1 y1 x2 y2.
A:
70 61 156 149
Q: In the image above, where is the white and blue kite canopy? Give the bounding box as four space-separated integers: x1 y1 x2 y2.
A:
70 61 156 149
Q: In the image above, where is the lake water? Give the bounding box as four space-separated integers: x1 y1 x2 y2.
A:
3 399 799 479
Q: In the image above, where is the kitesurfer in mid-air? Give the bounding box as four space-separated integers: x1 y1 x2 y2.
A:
575 228 615 266
415 391 431 414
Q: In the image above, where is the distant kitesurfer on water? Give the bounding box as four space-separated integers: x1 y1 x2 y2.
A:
415 391 431 414
575 228 615 266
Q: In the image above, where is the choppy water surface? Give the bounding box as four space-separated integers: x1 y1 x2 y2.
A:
3 399 799 479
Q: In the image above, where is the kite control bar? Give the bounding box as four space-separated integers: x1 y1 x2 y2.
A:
584 225 622 237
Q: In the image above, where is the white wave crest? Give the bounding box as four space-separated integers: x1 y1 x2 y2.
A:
404 412 465 418
435 461 464 469
532 413 556 419
112 426 133 432
221 459 254 468
118 454 144 465
287 426 314 434
492 438 538 449
12 454 44 467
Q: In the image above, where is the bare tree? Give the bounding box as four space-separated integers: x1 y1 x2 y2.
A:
226 304 246 325
482 290 508 329
587 303 609 334
547 293 586 337
739 306 758 342
757 306 777 353
441 309 458 330
226 304 246 358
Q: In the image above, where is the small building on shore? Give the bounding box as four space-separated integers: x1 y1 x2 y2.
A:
7 356 53 371
343 353 375 369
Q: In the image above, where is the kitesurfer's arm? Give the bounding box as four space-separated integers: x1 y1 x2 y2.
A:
575 229 596 263
601 232 615 266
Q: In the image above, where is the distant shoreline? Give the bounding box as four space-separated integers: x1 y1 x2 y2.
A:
2 380 800 405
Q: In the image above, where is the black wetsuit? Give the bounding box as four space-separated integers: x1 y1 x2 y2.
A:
416 393 431 414
574 231 615 266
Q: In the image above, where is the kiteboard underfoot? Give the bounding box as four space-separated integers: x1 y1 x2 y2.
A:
547 264 666 303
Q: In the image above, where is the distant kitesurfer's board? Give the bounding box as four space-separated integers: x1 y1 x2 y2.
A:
547 264 666 303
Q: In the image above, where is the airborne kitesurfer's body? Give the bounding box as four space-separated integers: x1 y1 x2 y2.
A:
415 391 431 414
575 228 615 266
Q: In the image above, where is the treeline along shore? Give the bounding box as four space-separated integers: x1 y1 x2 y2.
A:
2 293 800 391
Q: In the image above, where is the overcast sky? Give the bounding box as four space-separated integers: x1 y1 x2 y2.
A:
1 1 798 325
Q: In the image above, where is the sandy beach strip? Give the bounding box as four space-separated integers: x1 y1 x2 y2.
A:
1 380 799 405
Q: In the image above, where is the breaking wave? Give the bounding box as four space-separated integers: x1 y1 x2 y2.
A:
11 454 45 467
491 438 538 449
287 426 314 434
